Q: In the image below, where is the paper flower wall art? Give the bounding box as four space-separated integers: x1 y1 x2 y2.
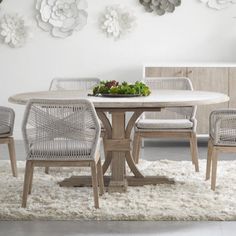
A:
36 0 88 38
0 14 31 48
199 0 236 9
100 5 136 40
139 0 181 16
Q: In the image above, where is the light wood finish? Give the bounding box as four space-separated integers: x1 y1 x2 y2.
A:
22 158 104 208
133 131 199 172
206 139 213 180
188 67 229 134
229 68 236 108
59 175 175 187
109 112 127 192
206 138 236 190
189 133 199 172
143 66 231 134
59 108 175 191
211 147 218 191
145 67 187 77
0 137 17 177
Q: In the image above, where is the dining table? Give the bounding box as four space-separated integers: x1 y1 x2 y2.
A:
9 89 229 193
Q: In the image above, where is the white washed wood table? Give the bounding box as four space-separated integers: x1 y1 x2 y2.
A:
9 90 229 192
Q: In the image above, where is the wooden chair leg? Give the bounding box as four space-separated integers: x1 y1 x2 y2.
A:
206 139 213 180
28 163 34 195
97 158 105 196
91 162 99 208
45 167 49 174
8 138 17 177
132 132 141 164
22 160 33 208
211 147 218 191
189 133 199 172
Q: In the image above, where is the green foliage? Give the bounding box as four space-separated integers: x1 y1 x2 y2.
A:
93 80 151 96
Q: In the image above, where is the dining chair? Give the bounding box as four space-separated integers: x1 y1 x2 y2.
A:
0 106 17 177
49 78 100 92
46 77 104 174
206 109 236 190
132 77 199 172
21 99 104 208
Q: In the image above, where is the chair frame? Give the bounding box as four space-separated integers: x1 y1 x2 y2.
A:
0 106 17 177
21 99 104 208
206 109 236 190
49 78 101 91
46 77 102 175
132 77 199 172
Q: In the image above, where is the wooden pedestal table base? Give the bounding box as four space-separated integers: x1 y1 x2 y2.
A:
59 109 175 191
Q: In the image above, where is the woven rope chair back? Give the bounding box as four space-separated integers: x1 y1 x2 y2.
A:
210 109 236 146
49 78 100 91
22 99 100 161
144 77 196 120
0 106 15 137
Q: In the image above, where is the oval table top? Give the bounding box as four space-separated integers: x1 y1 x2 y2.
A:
8 90 229 108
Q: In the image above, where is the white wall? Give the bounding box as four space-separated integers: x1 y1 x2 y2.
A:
1 0 236 139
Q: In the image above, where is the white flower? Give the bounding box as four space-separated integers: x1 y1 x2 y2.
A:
36 0 88 38
0 14 31 48
100 5 136 40
199 0 236 9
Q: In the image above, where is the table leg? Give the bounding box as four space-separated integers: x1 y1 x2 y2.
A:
108 112 127 192
59 109 175 189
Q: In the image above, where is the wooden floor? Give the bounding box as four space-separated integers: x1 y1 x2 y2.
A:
0 221 235 236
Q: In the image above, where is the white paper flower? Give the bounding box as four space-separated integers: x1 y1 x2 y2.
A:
199 0 236 9
100 5 136 40
36 0 88 38
0 14 31 48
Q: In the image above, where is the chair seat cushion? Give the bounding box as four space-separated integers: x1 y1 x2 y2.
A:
0 125 11 136
136 119 193 130
28 140 96 160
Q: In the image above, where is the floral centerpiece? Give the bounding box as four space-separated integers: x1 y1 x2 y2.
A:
92 80 151 97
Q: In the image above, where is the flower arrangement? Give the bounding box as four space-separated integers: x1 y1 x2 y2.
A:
36 0 88 38
100 5 136 40
139 0 181 16
0 14 31 48
93 80 151 96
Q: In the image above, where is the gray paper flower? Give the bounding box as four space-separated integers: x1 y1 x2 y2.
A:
36 0 88 38
139 0 181 15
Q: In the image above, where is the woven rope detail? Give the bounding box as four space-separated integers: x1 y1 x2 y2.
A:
210 109 236 146
144 77 196 120
0 106 15 137
22 99 100 161
49 78 100 91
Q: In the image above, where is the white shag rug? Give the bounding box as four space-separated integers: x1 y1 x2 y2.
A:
1 159 236 221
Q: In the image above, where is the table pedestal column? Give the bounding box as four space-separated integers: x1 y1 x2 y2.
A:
108 112 127 193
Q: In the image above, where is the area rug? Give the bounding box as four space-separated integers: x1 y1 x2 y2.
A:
1 159 236 221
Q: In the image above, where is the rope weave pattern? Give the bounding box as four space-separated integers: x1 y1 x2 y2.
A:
0 106 15 137
144 77 197 124
22 99 101 161
49 78 100 91
210 109 236 146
